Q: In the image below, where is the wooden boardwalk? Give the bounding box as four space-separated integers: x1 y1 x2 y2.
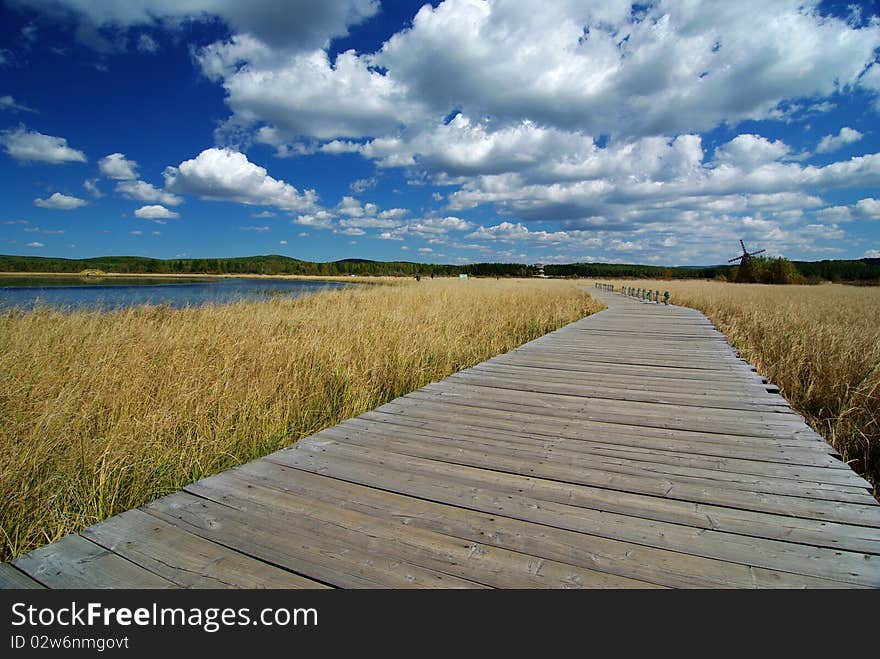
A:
3 286 879 589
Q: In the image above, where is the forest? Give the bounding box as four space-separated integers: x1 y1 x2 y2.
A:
1 253 878 282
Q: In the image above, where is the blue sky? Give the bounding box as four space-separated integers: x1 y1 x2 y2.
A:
1 0 879 266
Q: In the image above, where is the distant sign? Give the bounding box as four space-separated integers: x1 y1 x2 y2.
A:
459 274 468 280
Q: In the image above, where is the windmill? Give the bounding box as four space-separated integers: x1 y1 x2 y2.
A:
728 239 766 283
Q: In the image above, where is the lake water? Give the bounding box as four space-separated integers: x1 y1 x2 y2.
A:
0 276 351 311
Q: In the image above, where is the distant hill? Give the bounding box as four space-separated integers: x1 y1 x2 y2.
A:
1 254 877 282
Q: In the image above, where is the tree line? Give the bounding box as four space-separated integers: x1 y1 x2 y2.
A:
1 253 877 283
0 254 537 278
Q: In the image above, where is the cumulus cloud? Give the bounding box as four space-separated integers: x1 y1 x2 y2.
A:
164 147 317 212
33 192 87 209
206 48 419 142
26 241 44 247
99 152 138 179
373 0 880 137
713 134 790 167
134 204 179 220
116 179 182 206
816 127 864 153
9 0 379 51
1 126 86 163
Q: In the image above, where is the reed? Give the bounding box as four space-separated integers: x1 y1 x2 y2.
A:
0 278 602 560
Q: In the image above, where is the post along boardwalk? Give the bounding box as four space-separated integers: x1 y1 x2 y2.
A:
4 286 880 589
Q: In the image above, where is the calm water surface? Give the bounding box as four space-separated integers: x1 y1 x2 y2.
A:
0 276 351 311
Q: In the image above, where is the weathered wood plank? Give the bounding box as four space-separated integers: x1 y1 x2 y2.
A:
229 460 852 588
81 509 330 589
297 428 880 554
145 492 485 589
354 412 874 498
184 472 661 589
13 535 175 589
269 441 880 586
0 563 46 589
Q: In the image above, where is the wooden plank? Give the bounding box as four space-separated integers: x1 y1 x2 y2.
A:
360 407 845 475
349 414 876 501
229 460 852 589
145 492 486 589
469 362 786 398
184 472 662 589
488 354 780 386
448 370 791 413
375 398 845 467
417 382 813 434
81 509 329 589
0 563 45 589
269 441 880 586
12 534 175 589
304 427 880 554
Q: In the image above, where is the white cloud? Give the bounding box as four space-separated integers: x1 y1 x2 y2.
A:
130 230 143 236
26 241 44 248
713 134 790 167
1 126 86 163
83 178 103 198
10 0 380 51
116 180 183 206
240 225 270 232
855 198 880 220
99 152 138 179
350 177 376 193
293 210 334 229
209 48 419 142
373 0 880 137
134 204 179 220
164 147 317 212
33 192 87 210
864 249 880 258
816 127 864 153
0 95 36 113
137 33 158 53
24 226 64 234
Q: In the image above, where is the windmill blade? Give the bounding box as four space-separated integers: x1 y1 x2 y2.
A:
750 249 766 256
727 256 743 263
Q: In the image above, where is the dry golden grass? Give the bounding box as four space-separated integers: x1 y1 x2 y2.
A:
610 279 880 493
0 278 602 560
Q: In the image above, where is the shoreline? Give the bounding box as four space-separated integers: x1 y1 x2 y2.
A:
0 272 400 284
